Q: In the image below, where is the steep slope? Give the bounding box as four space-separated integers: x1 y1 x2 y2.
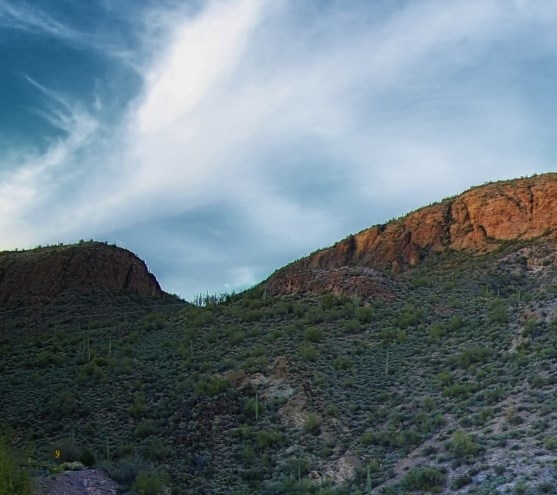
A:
266 173 557 297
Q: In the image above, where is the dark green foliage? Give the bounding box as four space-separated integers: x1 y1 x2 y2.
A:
356 307 373 324
455 346 492 368
132 470 168 495
400 467 445 492
443 382 477 399
134 420 154 439
79 447 96 467
0 434 30 495
255 430 284 450
304 414 321 436
304 327 322 343
146 438 169 460
4 235 557 493
448 431 482 459
333 356 353 370
299 344 318 361
194 375 230 396
451 473 472 489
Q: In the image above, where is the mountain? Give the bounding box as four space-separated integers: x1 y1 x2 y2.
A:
3 174 557 495
265 173 557 297
0 241 183 341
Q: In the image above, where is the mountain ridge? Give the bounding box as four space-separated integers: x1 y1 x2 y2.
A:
265 173 557 297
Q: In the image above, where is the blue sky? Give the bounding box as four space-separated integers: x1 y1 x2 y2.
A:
1 0 556 301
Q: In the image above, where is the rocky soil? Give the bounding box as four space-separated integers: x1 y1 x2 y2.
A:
32 469 121 495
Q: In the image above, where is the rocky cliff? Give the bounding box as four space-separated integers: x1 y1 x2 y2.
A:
266 173 557 296
0 241 163 306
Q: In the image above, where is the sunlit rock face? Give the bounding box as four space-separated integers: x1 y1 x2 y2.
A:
266 173 557 297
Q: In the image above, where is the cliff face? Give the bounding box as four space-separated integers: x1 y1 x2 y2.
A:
0 242 163 305
266 174 557 296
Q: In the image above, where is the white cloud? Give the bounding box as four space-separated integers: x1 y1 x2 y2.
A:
1 0 557 297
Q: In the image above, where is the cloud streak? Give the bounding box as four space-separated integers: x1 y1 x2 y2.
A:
1 0 556 298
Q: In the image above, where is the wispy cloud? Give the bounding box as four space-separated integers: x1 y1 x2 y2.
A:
1 0 556 298
0 0 76 39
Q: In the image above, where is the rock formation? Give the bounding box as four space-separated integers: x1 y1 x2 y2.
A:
266 173 557 296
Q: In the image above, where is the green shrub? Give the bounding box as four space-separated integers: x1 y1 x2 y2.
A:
451 473 472 489
244 310 263 322
299 344 318 362
401 466 445 492
134 421 154 439
79 447 96 467
146 438 169 460
0 436 30 495
528 374 547 389
506 407 523 426
325 404 338 417
333 356 353 370
194 375 229 396
304 327 322 343
306 308 325 323
115 443 135 459
342 319 360 333
320 293 337 309
544 436 557 451
132 470 167 495
361 431 374 446
455 347 492 368
34 350 59 368
449 431 481 459
488 301 508 324
437 370 453 386
443 383 476 399
304 414 321 436
428 324 444 341
255 430 284 450
356 307 373 324
128 393 146 418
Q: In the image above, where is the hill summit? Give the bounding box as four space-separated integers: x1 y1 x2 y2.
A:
265 173 557 297
0 241 163 305
0 241 179 340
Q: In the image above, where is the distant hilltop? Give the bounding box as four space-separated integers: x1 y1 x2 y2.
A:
0 241 163 306
265 173 557 296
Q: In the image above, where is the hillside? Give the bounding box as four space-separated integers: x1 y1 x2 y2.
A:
0 241 184 342
2 175 557 495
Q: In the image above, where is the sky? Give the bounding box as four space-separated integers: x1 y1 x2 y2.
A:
1 0 556 301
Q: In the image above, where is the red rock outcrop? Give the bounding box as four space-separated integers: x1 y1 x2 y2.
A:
0 241 163 305
266 174 557 296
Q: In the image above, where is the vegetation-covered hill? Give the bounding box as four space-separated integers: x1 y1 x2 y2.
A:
0 241 185 342
3 175 557 494
3 234 557 494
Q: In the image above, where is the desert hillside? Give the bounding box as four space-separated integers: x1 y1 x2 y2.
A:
2 175 557 494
